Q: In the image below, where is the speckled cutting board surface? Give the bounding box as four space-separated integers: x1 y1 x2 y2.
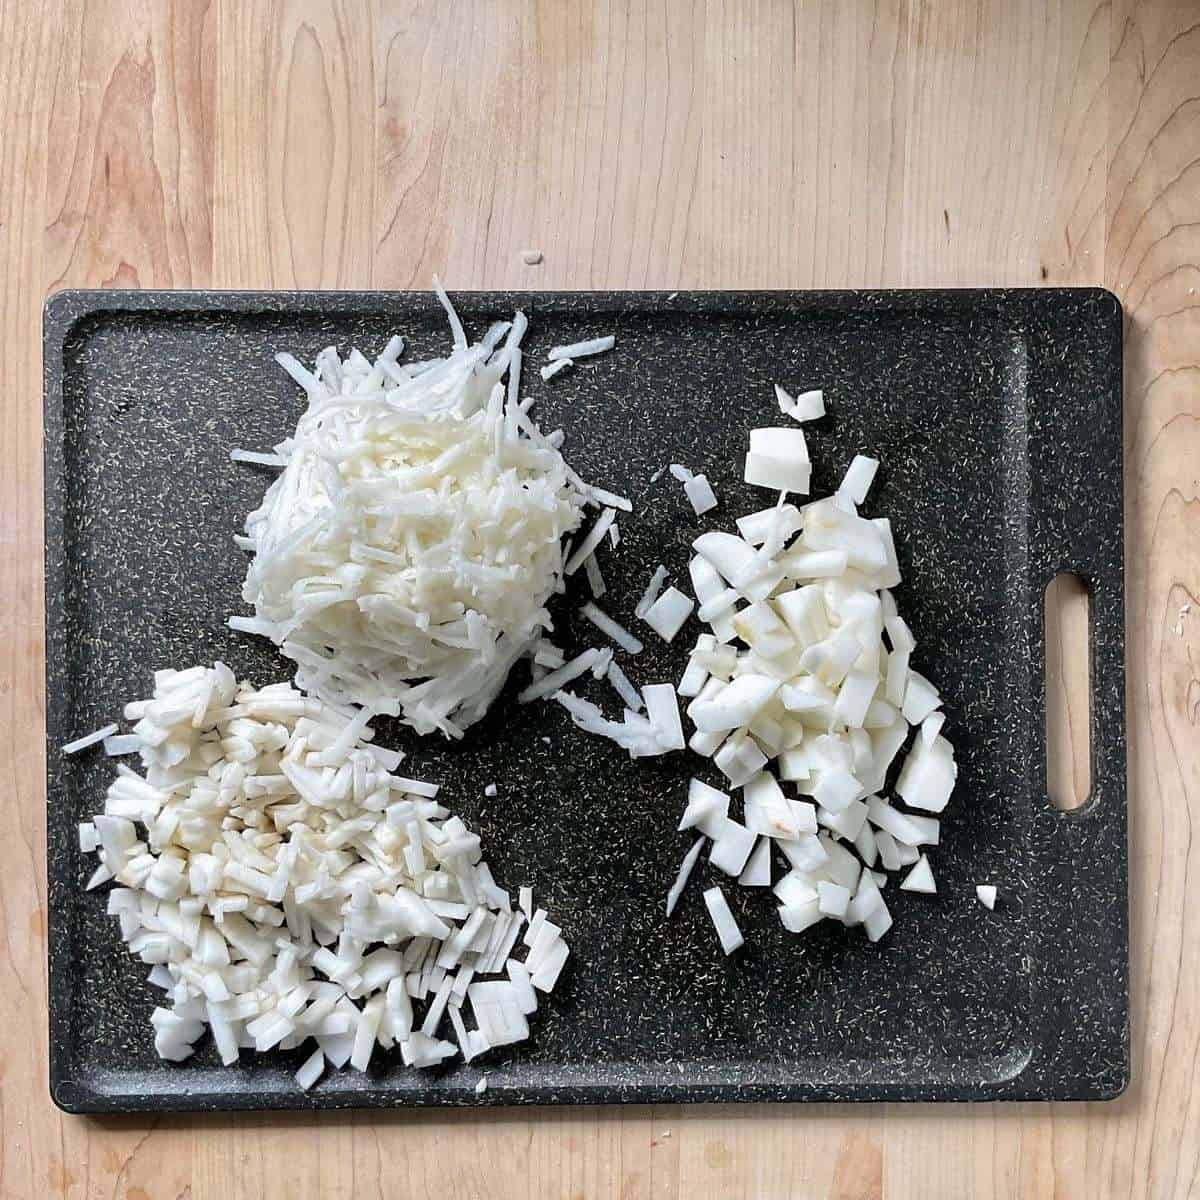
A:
43 289 1127 1113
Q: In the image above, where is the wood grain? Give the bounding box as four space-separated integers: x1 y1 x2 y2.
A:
1044 572 1092 811
215 0 374 289
2 0 1197 1196
0 8 58 1200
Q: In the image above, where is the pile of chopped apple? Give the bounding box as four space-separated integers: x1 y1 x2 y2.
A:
666 392 959 951
77 664 567 1089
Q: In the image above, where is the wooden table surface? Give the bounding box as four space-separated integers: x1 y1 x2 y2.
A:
2 1 1197 1196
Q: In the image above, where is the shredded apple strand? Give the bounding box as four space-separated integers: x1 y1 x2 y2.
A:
233 298 620 738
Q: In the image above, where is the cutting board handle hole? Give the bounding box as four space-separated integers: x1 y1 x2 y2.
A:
1044 572 1092 811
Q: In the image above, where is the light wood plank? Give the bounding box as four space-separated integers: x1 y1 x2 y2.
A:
0 8 60 1200
1106 4 1200 1195
43 0 216 291
214 0 375 288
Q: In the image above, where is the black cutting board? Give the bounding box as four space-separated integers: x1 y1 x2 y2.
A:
43 288 1127 1113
